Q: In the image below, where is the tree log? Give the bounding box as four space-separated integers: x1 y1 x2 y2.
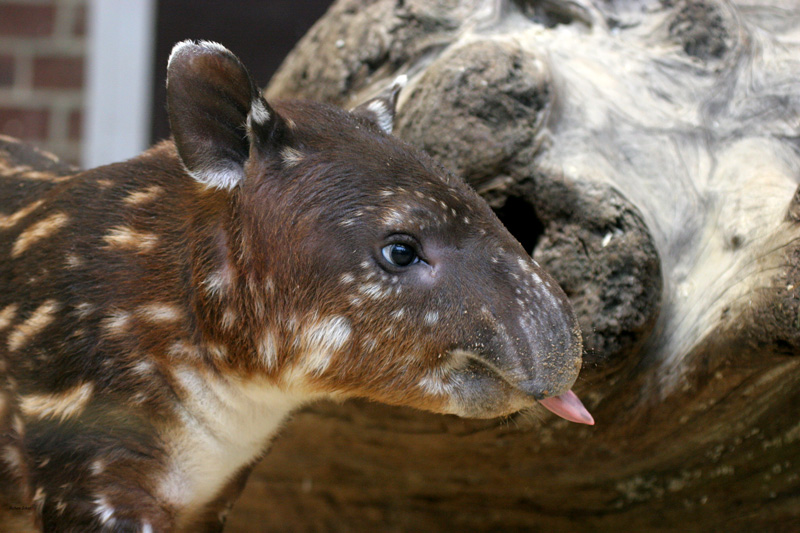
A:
227 1 800 530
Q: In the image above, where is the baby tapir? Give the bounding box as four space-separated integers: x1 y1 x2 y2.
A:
0 41 592 532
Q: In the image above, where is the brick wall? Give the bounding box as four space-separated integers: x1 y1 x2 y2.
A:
0 0 86 164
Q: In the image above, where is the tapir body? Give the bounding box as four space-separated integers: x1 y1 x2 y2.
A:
0 41 589 532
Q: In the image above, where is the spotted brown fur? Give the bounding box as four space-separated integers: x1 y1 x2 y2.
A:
0 41 584 532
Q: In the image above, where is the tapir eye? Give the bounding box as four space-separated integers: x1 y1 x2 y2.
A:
381 243 419 267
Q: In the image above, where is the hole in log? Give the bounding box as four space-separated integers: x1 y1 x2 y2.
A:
511 0 590 28
667 1 729 60
492 195 544 255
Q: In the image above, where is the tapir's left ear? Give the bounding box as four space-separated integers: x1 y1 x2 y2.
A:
350 75 408 135
167 40 287 190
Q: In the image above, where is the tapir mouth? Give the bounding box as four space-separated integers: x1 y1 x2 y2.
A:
453 350 595 425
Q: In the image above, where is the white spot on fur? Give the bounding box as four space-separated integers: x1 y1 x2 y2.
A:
132 360 154 376
390 308 405 320
221 307 237 330
281 147 304 168
258 330 277 369
20 382 94 422
33 486 45 513
142 522 154 533
62 254 83 270
359 282 388 300
8 299 59 351
382 207 411 228
11 415 24 436
12 212 69 257
0 303 18 331
340 273 355 285
138 303 183 323
75 302 95 319
94 495 115 525
3 445 24 474
101 310 131 337
0 199 44 229
131 391 149 404
300 316 352 374
168 341 200 359
123 185 163 206
424 311 439 325
418 368 455 397
308 316 351 351
103 226 158 252
206 343 228 360
361 335 378 352
91 459 105 475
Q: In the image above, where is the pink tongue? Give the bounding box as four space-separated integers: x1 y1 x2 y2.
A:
539 390 595 425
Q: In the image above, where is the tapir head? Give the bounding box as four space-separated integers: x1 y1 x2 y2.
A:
167 41 592 424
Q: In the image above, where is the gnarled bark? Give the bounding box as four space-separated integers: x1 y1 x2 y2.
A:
228 1 800 530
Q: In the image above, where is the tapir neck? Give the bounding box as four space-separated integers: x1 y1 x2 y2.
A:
157 365 308 525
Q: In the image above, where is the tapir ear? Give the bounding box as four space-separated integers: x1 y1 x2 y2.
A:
350 74 407 135
166 40 286 190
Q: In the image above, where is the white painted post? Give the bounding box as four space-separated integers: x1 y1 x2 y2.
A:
83 0 156 168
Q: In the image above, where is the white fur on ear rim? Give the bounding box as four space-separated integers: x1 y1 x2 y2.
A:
186 163 245 191
391 74 408 92
247 98 271 130
366 100 394 134
351 74 409 135
168 40 230 70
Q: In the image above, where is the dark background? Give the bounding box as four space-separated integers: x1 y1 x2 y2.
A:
150 0 334 144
